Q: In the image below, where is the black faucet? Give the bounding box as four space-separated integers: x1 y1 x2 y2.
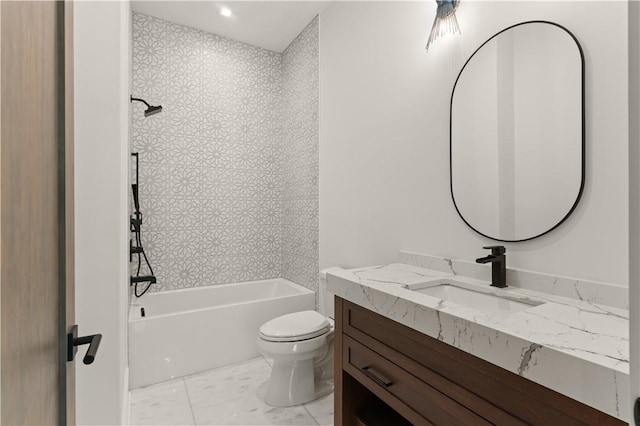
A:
475 246 507 288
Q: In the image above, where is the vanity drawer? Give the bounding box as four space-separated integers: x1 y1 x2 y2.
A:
344 335 492 426
341 299 625 426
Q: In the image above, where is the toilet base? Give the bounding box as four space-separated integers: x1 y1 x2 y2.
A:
263 360 334 407
313 378 334 401
265 358 314 407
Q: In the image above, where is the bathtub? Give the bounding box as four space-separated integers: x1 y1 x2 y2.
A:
128 278 315 388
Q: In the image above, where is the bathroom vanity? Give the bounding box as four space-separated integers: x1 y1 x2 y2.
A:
328 254 628 425
335 298 623 425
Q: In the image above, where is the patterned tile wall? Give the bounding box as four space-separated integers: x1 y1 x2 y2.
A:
132 13 284 291
131 13 319 294
281 18 320 294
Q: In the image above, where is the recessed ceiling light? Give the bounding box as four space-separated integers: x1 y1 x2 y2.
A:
220 7 232 17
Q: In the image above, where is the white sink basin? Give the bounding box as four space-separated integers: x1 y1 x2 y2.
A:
414 283 542 315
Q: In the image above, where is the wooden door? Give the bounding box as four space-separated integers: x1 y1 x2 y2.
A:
0 1 75 424
63 2 75 424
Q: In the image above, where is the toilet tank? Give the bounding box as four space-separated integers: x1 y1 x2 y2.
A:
319 268 342 319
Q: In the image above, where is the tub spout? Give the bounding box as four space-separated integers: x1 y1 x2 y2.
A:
130 275 156 285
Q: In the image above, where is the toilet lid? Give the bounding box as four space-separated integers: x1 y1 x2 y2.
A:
260 311 330 342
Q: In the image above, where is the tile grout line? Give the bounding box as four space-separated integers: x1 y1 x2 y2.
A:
302 404 321 426
182 378 198 426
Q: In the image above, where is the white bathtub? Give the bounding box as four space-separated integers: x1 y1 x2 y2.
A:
128 278 315 388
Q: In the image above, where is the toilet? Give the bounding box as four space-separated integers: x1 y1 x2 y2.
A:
257 269 339 407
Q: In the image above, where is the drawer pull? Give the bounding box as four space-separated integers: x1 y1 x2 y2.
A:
362 366 393 388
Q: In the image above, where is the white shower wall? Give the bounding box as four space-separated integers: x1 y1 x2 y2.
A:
131 13 319 292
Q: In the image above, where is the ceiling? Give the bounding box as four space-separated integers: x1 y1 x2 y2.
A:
131 1 329 52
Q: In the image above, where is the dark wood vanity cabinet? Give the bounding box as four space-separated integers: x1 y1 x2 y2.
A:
334 297 625 426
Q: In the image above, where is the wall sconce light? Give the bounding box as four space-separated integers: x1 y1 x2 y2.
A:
426 0 461 51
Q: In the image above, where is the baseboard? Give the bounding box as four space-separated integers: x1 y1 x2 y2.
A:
122 366 130 425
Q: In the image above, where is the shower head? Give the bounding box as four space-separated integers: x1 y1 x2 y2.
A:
144 104 163 117
130 96 163 118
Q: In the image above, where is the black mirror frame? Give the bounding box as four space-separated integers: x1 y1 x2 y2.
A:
449 20 586 243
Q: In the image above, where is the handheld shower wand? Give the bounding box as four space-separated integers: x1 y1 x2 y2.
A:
132 184 140 213
131 153 141 233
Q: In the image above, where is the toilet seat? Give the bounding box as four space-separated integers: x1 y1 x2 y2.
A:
259 311 330 342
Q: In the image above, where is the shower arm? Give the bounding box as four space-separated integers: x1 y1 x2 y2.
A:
130 96 151 108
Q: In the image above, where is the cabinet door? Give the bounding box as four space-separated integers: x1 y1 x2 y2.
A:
344 335 491 425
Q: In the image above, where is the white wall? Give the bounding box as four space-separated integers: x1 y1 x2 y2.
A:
319 1 629 286
74 1 130 424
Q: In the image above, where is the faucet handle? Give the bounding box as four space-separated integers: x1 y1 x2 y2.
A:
482 245 506 255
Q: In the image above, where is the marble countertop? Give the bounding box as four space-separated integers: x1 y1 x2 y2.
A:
326 262 629 422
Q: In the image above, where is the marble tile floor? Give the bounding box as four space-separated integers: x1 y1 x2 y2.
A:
130 357 334 426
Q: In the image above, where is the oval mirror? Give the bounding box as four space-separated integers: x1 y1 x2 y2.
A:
450 21 584 242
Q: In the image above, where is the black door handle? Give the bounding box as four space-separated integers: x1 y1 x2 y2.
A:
67 325 102 365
